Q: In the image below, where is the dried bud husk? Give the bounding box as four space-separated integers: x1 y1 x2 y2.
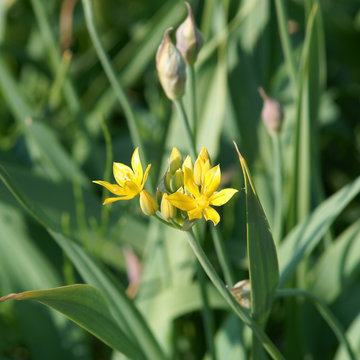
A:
139 190 158 216
230 280 251 309
156 28 186 100
169 147 183 173
258 87 284 135
160 193 177 219
176 2 203 65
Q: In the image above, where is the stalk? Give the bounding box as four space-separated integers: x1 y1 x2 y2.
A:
186 230 285 360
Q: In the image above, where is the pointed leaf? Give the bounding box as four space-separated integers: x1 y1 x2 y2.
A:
235 143 279 322
0 285 145 359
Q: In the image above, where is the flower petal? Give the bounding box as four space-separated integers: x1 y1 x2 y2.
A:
188 207 203 220
209 188 238 206
123 181 141 199
131 147 143 186
113 162 135 186
203 207 220 226
141 164 152 189
184 167 200 198
92 180 127 195
203 165 221 196
167 191 196 211
103 197 122 205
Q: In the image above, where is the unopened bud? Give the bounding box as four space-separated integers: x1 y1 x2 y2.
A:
161 193 177 219
182 155 193 171
139 190 158 216
169 147 183 173
194 147 211 186
176 2 203 65
171 169 184 191
258 87 284 135
156 28 186 100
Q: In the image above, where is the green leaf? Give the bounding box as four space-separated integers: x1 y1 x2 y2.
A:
279 175 360 287
0 284 145 359
311 219 360 303
0 165 166 360
335 313 360 360
236 144 279 322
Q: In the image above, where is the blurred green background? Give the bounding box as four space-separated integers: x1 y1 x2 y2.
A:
0 0 360 359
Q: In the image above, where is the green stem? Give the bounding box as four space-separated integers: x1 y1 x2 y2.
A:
186 230 285 360
82 0 149 184
275 289 356 360
193 226 217 360
273 0 297 94
100 117 113 236
272 133 283 244
188 65 198 142
209 225 235 286
173 99 197 158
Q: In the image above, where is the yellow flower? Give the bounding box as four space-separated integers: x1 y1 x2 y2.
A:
93 147 151 205
167 151 238 226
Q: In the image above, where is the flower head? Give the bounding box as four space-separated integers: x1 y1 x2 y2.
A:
93 147 151 205
167 148 238 226
156 28 186 100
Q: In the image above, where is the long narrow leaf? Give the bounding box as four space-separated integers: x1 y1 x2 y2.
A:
0 285 145 360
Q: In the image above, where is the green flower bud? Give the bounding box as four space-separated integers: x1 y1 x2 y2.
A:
169 147 183 173
160 193 177 220
176 2 203 65
164 172 172 192
171 169 184 192
258 87 284 135
139 190 158 216
156 28 186 100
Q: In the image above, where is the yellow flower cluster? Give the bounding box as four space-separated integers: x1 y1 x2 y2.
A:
93 147 238 227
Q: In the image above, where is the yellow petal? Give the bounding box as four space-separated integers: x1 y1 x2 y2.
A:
92 180 127 196
113 162 135 186
131 147 143 186
123 181 141 199
203 207 220 226
188 207 203 220
209 188 238 206
184 167 200 198
193 157 202 186
167 191 196 211
103 197 122 205
141 164 151 189
203 165 221 196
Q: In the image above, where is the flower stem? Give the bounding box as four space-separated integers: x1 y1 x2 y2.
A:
188 65 197 141
273 0 297 95
186 230 285 360
275 289 356 360
173 99 197 158
272 133 283 244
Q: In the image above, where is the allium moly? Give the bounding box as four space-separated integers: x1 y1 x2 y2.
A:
167 148 238 226
93 147 151 205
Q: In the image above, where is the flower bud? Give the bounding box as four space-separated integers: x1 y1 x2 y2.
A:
156 28 186 100
194 147 211 186
176 2 203 65
171 169 184 191
182 155 193 171
160 193 177 220
169 147 183 173
139 190 158 216
258 87 284 135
